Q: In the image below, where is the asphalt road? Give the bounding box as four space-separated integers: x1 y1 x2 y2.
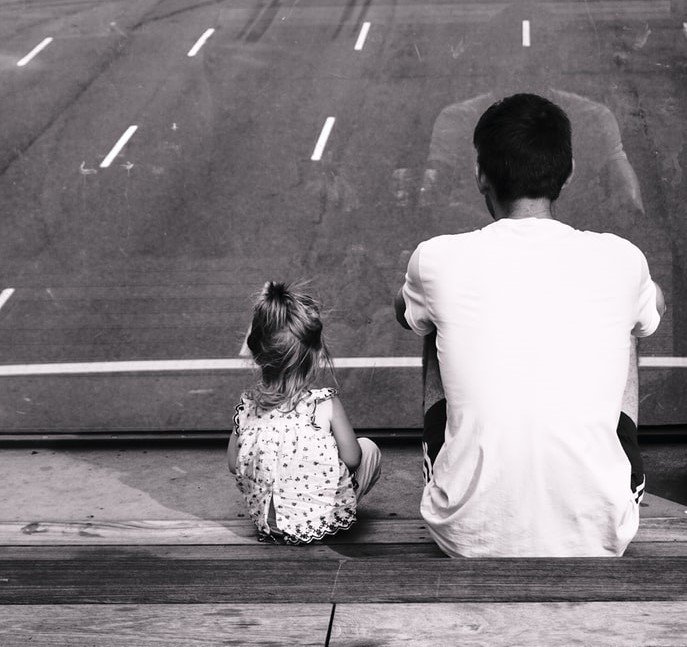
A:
0 0 685 433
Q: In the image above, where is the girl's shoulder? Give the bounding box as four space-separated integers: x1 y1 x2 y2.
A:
233 389 338 430
233 392 262 428
301 388 338 431
305 387 338 404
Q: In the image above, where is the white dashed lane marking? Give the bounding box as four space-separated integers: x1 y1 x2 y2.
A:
187 28 215 57
100 126 138 168
0 289 15 312
17 37 53 67
640 357 687 368
311 117 335 161
522 20 530 47
355 22 371 51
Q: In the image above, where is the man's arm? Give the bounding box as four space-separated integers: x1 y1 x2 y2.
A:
396 245 435 335
654 281 666 317
632 248 664 338
394 289 411 329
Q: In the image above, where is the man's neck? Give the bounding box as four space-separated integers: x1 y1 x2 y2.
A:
504 198 554 220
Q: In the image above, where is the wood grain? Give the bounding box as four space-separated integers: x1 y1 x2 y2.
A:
329 602 687 646
1 519 258 545
2 517 684 546
330 557 687 603
624 542 687 557
0 603 332 646
633 517 687 542
0 543 447 561
8 540 686 560
1 556 686 604
0 558 341 604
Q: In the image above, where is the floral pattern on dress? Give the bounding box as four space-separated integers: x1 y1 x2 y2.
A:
233 388 357 544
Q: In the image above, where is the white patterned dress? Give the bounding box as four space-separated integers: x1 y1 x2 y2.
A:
233 388 357 544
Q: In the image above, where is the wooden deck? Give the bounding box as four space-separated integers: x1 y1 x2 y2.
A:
1 517 687 645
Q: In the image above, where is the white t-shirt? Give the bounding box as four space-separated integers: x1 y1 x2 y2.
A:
402 217 660 557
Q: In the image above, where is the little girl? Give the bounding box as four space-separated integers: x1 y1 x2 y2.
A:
227 281 382 544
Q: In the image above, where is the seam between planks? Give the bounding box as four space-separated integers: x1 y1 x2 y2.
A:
325 603 336 647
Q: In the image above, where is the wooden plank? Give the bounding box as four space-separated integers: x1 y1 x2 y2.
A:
0 603 332 647
330 557 687 603
0 518 430 545
0 543 446 561
1 519 259 545
0 544 344 561
330 519 435 545
1 557 686 604
5 540 684 562
329 602 687 646
0 559 341 604
633 517 687 542
624 542 687 557
3 517 684 546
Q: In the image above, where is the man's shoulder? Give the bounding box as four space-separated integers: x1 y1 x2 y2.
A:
578 229 643 257
414 230 491 274
418 230 483 253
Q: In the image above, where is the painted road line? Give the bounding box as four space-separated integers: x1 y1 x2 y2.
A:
311 117 335 161
0 359 254 376
16 37 53 67
0 289 14 311
639 357 687 368
239 329 251 357
187 28 215 57
0 356 685 376
522 20 530 47
0 358 419 376
333 357 421 369
354 22 371 51
100 126 138 168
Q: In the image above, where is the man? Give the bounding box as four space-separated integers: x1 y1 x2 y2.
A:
395 94 665 557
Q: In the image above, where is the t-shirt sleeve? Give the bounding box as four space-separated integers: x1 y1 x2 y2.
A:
401 244 435 336
632 250 661 338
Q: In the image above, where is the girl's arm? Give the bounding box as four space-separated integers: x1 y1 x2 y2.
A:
227 431 238 474
330 396 362 472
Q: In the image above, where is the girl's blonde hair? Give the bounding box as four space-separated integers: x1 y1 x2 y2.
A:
247 281 332 410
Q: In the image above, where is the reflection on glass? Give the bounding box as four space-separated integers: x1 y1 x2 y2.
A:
394 89 645 237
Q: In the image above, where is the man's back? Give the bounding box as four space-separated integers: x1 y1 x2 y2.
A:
404 217 660 556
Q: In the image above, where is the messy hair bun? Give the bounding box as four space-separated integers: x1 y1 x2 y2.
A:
247 281 332 409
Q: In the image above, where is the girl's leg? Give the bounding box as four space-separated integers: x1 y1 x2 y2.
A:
353 438 382 499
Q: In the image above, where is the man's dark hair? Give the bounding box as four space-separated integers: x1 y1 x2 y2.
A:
473 93 573 203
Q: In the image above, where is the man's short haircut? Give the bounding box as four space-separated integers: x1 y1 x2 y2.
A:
473 93 573 203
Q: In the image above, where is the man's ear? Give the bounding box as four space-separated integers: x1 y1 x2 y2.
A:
475 163 490 195
562 158 575 190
